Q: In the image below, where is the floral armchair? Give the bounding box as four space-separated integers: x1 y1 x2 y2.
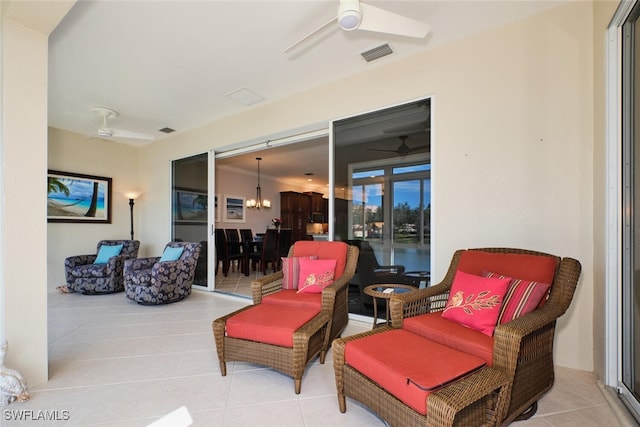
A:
64 240 140 294
124 241 201 305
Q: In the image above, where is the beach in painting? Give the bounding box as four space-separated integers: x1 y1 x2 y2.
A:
48 197 105 218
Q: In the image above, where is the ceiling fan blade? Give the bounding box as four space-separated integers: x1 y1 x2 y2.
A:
367 148 400 153
111 128 155 140
358 3 430 38
284 17 337 53
408 144 430 153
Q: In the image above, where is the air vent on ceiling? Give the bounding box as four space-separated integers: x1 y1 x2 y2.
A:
158 127 175 134
361 43 394 63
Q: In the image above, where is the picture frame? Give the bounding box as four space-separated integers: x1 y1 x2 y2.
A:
223 194 246 223
173 188 208 224
47 170 112 223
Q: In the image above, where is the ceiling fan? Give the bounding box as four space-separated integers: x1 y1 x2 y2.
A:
367 135 429 157
284 0 430 53
92 107 155 141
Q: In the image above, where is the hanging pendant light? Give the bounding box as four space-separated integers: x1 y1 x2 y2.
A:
246 157 271 209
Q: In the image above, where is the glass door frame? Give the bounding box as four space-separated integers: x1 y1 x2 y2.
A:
607 0 640 421
169 151 216 292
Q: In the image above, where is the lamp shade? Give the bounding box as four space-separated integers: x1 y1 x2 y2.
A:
124 191 141 200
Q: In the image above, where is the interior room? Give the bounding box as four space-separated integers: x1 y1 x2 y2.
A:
3 0 639 425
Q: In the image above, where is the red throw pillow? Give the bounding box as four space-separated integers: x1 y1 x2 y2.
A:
483 271 551 324
297 259 337 294
441 270 510 336
281 256 318 290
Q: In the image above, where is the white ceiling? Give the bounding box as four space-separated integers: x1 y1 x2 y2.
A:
47 1 567 190
48 0 567 146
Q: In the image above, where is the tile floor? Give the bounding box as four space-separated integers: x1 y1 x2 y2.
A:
4 288 636 426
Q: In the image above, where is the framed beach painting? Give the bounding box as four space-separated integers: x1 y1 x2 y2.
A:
223 195 246 223
173 188 208 224
47 170 112 223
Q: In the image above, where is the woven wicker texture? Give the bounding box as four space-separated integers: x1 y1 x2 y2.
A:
213 242 358 394
334 247 581 426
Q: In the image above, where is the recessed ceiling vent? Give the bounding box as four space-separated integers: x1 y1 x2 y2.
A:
158 127 175 134
361 43 394 62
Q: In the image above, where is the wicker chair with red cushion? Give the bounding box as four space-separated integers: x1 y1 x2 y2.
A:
212 241 358 394
332 247 581 426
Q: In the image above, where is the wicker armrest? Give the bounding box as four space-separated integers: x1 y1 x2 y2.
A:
295 312 331 355
427 367 509 426
319 271 349 311
494 303 564 341
388 281 452 327
250 271 284 303
492 303 564 368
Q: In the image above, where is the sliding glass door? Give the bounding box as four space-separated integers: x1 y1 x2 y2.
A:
621 1 640 420
333 99 431 315
171 152 213 290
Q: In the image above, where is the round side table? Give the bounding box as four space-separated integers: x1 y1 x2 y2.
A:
363 284 417 329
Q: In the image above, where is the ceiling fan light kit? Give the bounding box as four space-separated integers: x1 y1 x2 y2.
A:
284 0 430 53
338 0 361 31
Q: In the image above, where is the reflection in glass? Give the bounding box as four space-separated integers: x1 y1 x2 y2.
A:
333 99 431 317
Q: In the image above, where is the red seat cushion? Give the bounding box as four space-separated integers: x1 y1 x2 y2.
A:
457 250 557 284
403 312 494 366
226 304 320 347
345 329 486 415
292 241 348 278
262 290 322 311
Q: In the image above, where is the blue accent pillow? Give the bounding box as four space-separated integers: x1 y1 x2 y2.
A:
160 246 184 262
94 244 124 264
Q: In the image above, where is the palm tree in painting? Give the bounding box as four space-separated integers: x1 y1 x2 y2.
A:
47 177 70 196
193 195 207 210
84 181 99 217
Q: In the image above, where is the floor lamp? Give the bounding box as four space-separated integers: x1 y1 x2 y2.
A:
125 192 141 240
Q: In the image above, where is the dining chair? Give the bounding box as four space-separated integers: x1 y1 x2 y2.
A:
248 228 279 275
276 228 293 270
239 229 253 245
215 229 245 276
224 229 242 272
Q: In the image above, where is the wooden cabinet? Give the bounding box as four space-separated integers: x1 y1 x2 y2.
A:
281 192 311 243
305 192 324 213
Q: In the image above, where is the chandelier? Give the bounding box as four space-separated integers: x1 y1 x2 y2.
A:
246 157 271 209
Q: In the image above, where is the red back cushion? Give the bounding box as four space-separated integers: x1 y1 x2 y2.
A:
457 250 557 284
292 241 348 278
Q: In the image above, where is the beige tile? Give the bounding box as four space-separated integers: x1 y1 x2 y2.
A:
224 400 306 427
28 289 628 427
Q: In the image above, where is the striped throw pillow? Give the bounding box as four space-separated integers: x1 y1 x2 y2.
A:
281 256 318 290
483 271 551 324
